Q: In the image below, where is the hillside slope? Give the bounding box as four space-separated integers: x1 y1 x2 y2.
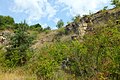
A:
31 7 120 49
0 7 120 80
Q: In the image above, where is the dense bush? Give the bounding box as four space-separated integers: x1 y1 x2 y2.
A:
3 22 34 67
84 21 120 79
28 20 120 80
0 15 14 30
30 23 43 32
111 0 120 8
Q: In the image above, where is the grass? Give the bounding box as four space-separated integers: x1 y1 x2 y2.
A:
0 68 37 80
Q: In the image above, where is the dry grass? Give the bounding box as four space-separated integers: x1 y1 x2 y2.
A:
0 68 37 80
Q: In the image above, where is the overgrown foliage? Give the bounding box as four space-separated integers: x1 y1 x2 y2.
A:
4 22 34 67
30 23 43 32
0 15 14 30
111 0 120 8
27 19 120 80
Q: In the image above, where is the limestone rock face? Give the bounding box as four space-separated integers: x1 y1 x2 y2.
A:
0 30 12 47
65 8 120 39
0 36 6 44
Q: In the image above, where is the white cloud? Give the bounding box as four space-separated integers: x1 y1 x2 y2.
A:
57 0 111 16
53 18 60 24
41 23 48 28
10 0 111 26
11 0 57 23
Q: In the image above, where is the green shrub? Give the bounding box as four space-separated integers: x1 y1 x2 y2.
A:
111 0 120 8
4 22 34 67
84 22 120 79
36 57 58 80
57 28 66 36
32 22 120 79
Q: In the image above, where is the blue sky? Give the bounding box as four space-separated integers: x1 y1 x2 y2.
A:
0 0 113 29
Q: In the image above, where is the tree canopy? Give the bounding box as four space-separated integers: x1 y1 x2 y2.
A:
56 19 64 29
111 0 120 7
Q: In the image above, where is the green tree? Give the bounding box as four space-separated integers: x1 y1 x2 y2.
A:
111 0 120 8
5 22 34 67
32 23 42 28
44 26 51 31
3 16 14 25
103 6 108 10
0 15 14 29
0 15 4 26
0 15 14 25
56 19 64 29
30 23 43 32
